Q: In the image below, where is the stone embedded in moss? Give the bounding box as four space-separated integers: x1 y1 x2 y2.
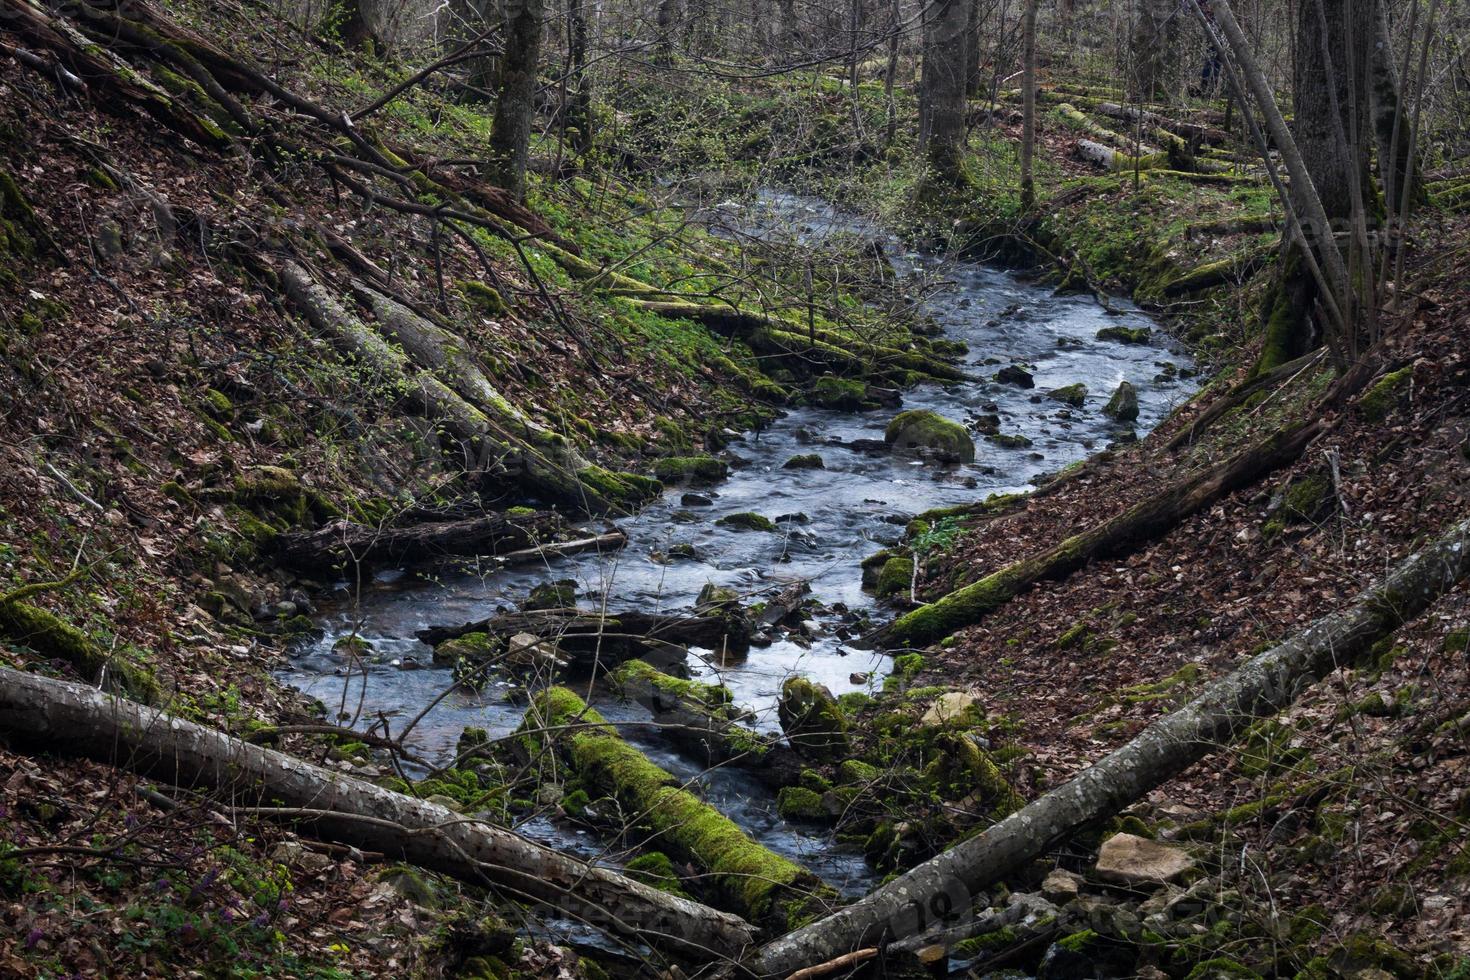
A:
810 376 867 410
433 631 502 666
653 455 729 486
782 453 824 470
1279 471 1333 524
525 579 578 611
1047 383 1088 407
202 388 234 417
234 465 302 502
459 279 507 316
777 677 850 761
623 852 688 897
1096 325 1152 344
1358 366 1413 423
875 557 914 598
716 511 777 533
884 409 976 463
776 786 827 821
838 759 880 784
1104 380 1140 422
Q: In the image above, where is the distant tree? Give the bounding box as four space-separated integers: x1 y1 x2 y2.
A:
920 0 971 181
655 0 680 64
488 0 545 199
330 0 378 49
1019 0 1038 209
565 0 593 155
1130 0 1181 102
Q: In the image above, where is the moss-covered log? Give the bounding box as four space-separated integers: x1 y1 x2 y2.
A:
0 668 756 961
275 509 570 573
610 660 784 771
1073 138 1167 173
519 687 828 926
750 515 1470 976
0 600 156 700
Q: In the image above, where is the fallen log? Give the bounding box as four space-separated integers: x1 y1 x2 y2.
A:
1162 350 1326 452
746 514 1470 976
519 687 829 927
0 668 758 961
420 606 752 669
493 530 630 566
275 509 567 573
1093 101 1233 146
1073 138 1167 173
875 362 1374 649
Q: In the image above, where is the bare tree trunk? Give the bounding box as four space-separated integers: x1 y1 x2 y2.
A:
565 0 593 154
919 0 971 181
883 0 901 146
745 515 1470 976
964 0 984 96
488 0 544 200
655 0 680 63
1129 0 1179 102
0 668 758 961
1019 0 1038 208
333 0 378 49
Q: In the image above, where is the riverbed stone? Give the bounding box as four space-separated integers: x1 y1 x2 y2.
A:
782 453 824 470
1097 325 1153 344
778 677 850 760
884 409 975 463
1095 832 1195 886
1104 380 1140 422
1047 383 1088 407
920 691 982 727
994 364 1036 388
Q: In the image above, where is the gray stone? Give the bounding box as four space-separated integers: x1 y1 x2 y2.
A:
1095 832 1195 886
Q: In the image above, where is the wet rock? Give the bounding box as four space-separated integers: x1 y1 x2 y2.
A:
774 512 810 525
681 492 713 506
1104 380 1140 422
777 677 850 761
970 413 1002 435
987 433 1034 449
884 409 975 463
782 453 824 470
524 579 577 611
994 364 1036 388
849 672 869 685
1042 868 1083 904
1096 325 1152 344
810 376 867 410
715 511 776 532
1047 383 1088 407
653 455 728 486
1095 832 1195 886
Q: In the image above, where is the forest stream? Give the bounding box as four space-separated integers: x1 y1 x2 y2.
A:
279 191 1197 906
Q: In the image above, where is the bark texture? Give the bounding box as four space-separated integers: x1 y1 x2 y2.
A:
488 0 544 199
919 0 970 180
275 509 569 573
0 668 758 961
747 515 1470 976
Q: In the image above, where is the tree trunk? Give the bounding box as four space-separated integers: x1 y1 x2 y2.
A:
1369 0 1419 211
883 0 901 147
656 0 680 63
0 668 757 961
1019 0 1038 209
488 0 544 200
1129 0 1179 102
746 514 1470 976
964 0 984 96
274 509 572 573
565 0 593 155
919 0 970 181
332 0 378 50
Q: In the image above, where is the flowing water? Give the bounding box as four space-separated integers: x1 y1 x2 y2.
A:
280 191 1197 905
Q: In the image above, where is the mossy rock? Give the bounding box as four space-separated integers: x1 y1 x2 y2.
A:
623 852 689 897
810 376 867 410
1104 380 1140 422
433 631 502 666
782 454 824 470
1357 366 1413 423
860 549 894 589
986 432 1033 449
1279 472 1334 524
838 759 881 784
653 455 729 486
885 409 975 463
0 600 157 701
201 388 234 418
776 786 828 821
525 579 578 611
1097 325 1152 344
459 279 507 316
777 677 850 761
875 557 914 598
1184 958 1264 980
1046 383 1088 407
716 511 777 532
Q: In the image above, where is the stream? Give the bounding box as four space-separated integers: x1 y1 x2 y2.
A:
279 191 1197 911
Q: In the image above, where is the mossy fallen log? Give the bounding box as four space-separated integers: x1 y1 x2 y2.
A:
1073 138 1168 174
750 514 1470 976
610 660 784 771
275 509 568 573
0 668 756 961
519 687 829 926
0 600 157 700
1148 242 1277 299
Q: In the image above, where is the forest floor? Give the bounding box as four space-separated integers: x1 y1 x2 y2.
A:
1 1 1469 977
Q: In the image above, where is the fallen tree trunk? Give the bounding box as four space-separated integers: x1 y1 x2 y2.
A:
419 606 752 668
0 668 758 961
275 509 567 573
1162 350 1326 452
520 687 827 927
1093 101 1232 146
746 514 1470 976
875 362 1374 649
1073 138 1167 173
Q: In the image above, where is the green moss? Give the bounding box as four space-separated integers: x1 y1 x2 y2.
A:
1104 380 1140 422
459 279 507 315
610 658 733 711
0 600 157 700
653 455 728 485
782 453 825 470
875 557 914 598
986 433 1034 449
1358 366 1413 423
778 677 850 760
952 926 1019 958
838 759 880 784
810 376 867 410
1046 383 1088 407
776 786 828 821
1184 959 1264 980
201 388 234 416
884 409 975 462
1096 326 1152 344
432 631 501 666
1281 473 1332 523
1058 929 1100 953
623 852 688 896
1445 630 1470 653
716 511 777 532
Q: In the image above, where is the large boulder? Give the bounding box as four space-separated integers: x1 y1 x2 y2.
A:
1104 380 1140 422
884 410 975 463
1095 832 1194 886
